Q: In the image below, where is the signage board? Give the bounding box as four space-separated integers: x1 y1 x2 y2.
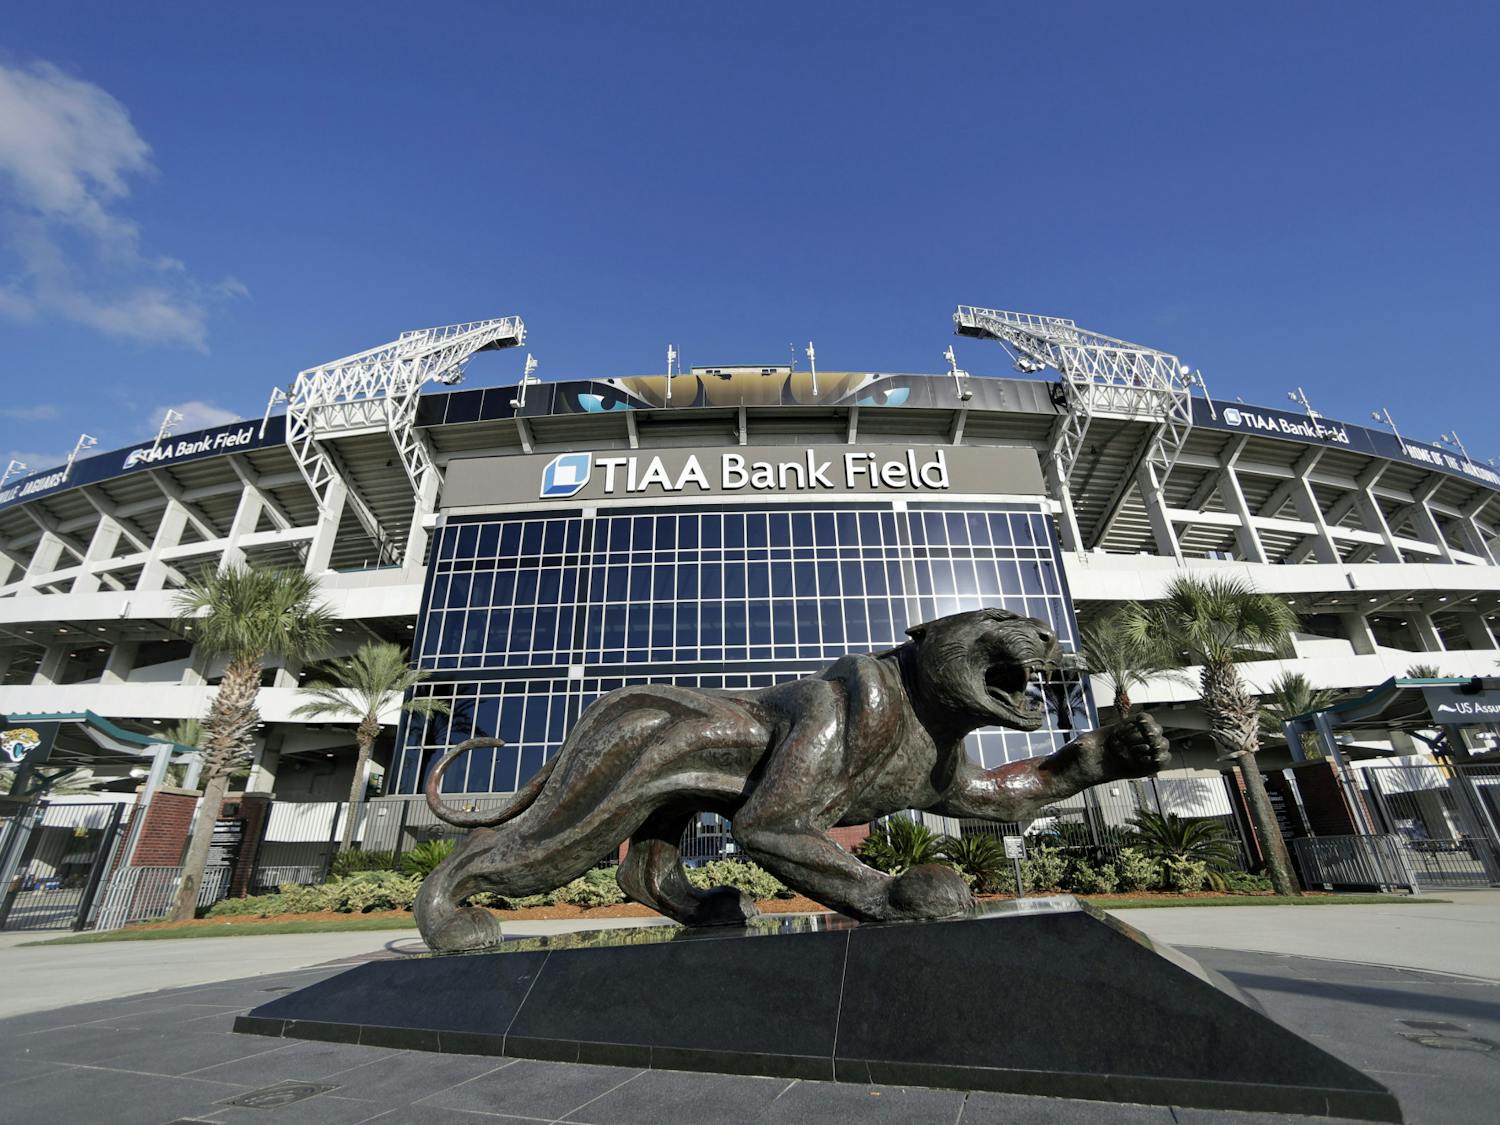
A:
1192 399 1500 490
444 444 1046 509
0 416 287 515
1002 835 1027 860
1422 683 1500 724
0 720 58 768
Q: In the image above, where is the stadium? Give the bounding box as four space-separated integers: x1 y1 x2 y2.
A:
2 306 1498 930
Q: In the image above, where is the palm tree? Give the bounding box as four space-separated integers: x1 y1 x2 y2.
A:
856 816 943 875
293 642 450 851
168 565 333 921
1126 810 1239 871
151 719 204 788
1404 663 1443 679
1080 610 1182 717
1258 671 1341 760
1119 574 1302 897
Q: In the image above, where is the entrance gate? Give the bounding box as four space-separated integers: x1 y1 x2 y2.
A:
1354 763 1500 889
0 801 129 932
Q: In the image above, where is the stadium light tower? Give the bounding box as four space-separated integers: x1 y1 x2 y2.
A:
805 341 818 397
1286 386 1320 419
944 345 972 402
1183 369 1216 420
665 344 680 401
152 408 184 456
1 460 27 487
1369 406 1403 448
63 434 98 481
1437 431 1474 465
510 353 541 408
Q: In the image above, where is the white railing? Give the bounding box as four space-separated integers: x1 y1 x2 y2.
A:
93 865 231 932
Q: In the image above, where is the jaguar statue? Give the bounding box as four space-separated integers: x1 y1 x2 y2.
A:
414 607 1171 953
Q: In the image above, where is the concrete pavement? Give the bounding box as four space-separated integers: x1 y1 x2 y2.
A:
1113 890 1500 981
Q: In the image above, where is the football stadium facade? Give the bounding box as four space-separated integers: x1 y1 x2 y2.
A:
3 309 1499 924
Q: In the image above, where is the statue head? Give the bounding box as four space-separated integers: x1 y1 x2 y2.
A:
904 607 1062 733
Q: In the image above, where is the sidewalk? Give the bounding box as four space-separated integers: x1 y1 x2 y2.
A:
1113 890 1500 981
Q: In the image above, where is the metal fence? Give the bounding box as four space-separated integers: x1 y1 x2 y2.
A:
1351 762 1500 888
93 865 231 932
1292 835 1418 893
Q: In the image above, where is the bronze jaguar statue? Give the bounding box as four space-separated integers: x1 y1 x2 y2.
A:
414 607 1170 952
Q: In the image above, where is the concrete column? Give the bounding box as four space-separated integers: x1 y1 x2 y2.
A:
248 741 280 794
1289 478 1341 563
1408 496 1456 564
1354 469 1402 563
304 480 349 574
1217 466 1268 564
137 500 190 591
1135 462 1182 562
70 518 124 595
1044 459 1083 553
403 470 442 575
31 643 69 686
1459 613 1496 651
100 641 139 685
1340 613 1378 656
24 531 67 583
1409 610 1445 653
1457 515 1495 565
219 485 263 572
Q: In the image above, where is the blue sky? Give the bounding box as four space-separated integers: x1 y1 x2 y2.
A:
2 3 1496 471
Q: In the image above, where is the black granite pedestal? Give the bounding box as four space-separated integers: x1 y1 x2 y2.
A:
235 897 1401 1121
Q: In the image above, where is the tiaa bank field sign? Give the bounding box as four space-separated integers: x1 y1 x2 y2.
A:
445 444 1045 508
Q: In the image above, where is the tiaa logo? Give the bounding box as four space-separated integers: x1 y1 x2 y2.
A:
2 727 41 764
540 452 592 498
1222 408 1243 426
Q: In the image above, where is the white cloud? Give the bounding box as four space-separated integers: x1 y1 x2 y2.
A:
3 449 66 475
0 403 60 421
148 400 241 434
0 60 245 350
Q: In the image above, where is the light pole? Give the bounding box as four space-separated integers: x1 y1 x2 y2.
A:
63 434 97 481
1 460 28 487
1369 407 1403 449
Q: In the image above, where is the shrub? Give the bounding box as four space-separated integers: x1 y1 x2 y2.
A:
206 894 279 917
331 849 398 877
325 871 422 913
1162 857 1208 894
1022 844 1069 892
1114 847 1160 892
278 882 334 913
555 867 626 908
494 892 558 910
1126 811 1238 872
1221 870 1274 894
400 839 456 879
686 860 787 901
936 834 1008 894
856 817 943 875
1070 861 1120 895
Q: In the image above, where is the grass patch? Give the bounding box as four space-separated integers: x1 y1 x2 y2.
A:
1083 894 1448 910
24 915 418 945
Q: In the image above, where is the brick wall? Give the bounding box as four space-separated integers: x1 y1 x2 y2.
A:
226 793 273 897
1289 760 1370 836
128 789 198 867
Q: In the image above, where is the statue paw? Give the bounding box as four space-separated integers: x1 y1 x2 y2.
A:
1104 713 1172 778
425 906 504 953
886 863 974 920
687 886 761 927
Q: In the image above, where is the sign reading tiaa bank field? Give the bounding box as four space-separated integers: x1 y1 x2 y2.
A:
443 444 1045 509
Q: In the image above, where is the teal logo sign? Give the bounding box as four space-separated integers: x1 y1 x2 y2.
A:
540 452 592 498
2 727 42 764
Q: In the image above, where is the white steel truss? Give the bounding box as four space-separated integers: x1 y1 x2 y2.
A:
282 317 526 563
953 306 1192 483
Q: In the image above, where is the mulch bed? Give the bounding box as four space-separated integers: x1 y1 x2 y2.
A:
123 889 1300 935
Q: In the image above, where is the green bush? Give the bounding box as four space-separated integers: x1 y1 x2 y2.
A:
555 867 627 908
1022 843 1069 892
1114 847 1160 892
400 839 456 879
322 871 422 912
1220 870 1273 894
686 860 787 901
1126 811 1238 872
331 849 398 877
206 894 282 918
278 882 334 913
856 818 942 875
936 834 1008 894
493 892 558 910
1162 857 1208 894
1070 860 1120 895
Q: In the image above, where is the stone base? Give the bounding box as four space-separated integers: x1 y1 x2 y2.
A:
234 897 1400 1121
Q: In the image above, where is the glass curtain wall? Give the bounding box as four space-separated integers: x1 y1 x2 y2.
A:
392 500 1093 795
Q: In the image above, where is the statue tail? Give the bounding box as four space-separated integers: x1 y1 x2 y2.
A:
423 737 558 829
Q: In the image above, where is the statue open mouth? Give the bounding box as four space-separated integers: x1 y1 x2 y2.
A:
985 658 1056 724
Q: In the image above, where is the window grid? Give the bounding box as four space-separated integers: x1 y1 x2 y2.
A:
397 502 1090 795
